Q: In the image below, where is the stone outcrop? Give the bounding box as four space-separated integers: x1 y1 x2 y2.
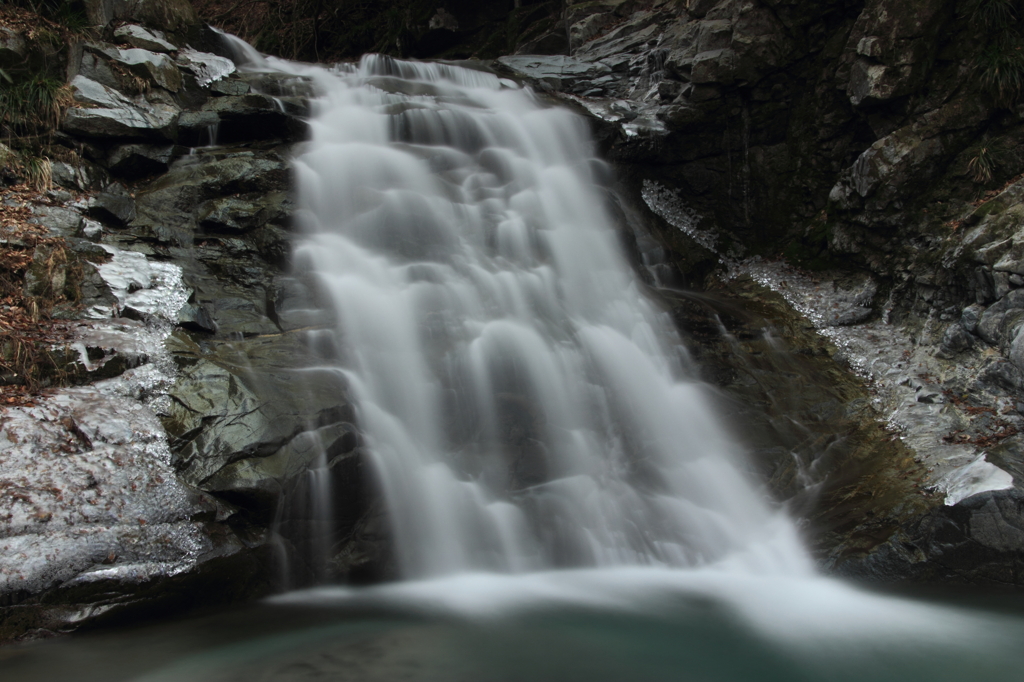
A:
0 2 381 642
492 0 1024 584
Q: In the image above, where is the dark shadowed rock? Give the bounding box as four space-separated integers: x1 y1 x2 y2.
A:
837 490 1024 585
86 191 137 226
105 143 176 176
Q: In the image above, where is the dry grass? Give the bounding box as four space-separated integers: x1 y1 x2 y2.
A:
0 184 80 405
192 0 430 61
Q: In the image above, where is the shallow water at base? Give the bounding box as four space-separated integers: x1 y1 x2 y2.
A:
6 571 1024 682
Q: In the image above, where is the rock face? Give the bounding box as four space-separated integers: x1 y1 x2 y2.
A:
490 0 1024 583
0 4 381 642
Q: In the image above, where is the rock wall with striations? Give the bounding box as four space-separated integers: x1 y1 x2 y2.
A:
492 0 1024 585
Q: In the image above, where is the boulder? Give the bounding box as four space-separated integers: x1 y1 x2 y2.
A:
132 151 289 245
113 24 178 53
50 159 111 193
176 48 235 87
0 27 26 67
199 192 289 234
94 45 183 92
85 191 137 226
199 94 307 144
105 143 176 176
203 422 359 510
63 76 179 140
176 302 216 333
829 97 991 214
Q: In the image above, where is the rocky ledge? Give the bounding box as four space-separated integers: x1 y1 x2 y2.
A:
490 0 1024 585
0 2 383 642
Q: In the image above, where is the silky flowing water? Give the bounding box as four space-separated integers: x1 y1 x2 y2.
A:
287 53 808 578
7 48 1024 680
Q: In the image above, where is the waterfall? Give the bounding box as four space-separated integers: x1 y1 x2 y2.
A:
242 49 810 580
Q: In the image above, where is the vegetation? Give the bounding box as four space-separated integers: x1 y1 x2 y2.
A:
968 145 998 184
0 181 83 402
192 0 436 61
0 2 88 404
964 0 1024 105
192 0 557 62
0 73 72 138
0 2 80 191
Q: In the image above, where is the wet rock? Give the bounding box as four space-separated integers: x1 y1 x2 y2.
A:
497 55 612 92
176 302 216 333
200 94 307 143
203 422 359 512
78 262 120 312
205 293 279 335
837 489 1024 586
236 72 314 98
177 110 220 145
162 331 354 491
209 78 250 96
176 47 235 87
0 384 254 639
132 151 288 245
199 192 288 234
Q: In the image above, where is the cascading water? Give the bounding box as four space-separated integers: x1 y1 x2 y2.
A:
237 50 811 580
11 38 1024 682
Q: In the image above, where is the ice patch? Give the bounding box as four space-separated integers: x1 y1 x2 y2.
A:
641 179 720 254
0 389 208 597
938 455 1014 506
177 48 236 86
94 244 189 321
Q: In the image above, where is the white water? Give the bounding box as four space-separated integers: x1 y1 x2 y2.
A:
222 50 809 580
10 40 1024 682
